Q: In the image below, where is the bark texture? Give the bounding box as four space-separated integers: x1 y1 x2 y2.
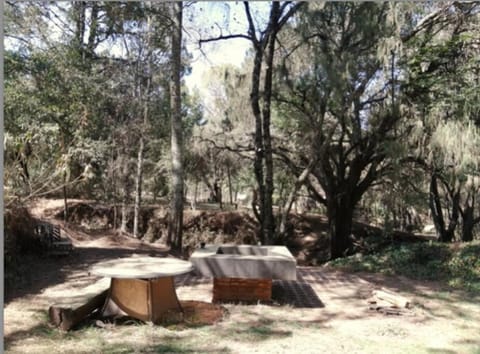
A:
168 2 184 251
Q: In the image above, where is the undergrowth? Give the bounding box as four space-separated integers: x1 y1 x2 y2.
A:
329 241 480 293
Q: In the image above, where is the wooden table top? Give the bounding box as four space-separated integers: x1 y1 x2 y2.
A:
90 256 194 279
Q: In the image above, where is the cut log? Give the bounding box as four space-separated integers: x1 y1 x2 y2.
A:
370 306 402 315
372 289 411 308
49 289 108 331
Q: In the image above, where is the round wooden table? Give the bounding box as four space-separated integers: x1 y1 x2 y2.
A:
90 256 194 324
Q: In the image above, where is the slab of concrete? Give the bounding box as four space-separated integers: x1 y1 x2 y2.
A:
190 244 297 281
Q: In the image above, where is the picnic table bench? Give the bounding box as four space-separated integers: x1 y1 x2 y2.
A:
33 220 73 256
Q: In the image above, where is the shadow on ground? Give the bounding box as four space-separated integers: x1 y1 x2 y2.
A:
272 280 324 308
5 246 168 304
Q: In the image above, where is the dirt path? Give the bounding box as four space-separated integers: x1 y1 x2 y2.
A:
4 199 480 353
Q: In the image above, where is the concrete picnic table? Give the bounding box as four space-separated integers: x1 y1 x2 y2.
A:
90 256 194 324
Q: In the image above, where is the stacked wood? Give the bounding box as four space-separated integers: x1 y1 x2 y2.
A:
213 277 272 303
49 289 108 331
367 289 413 316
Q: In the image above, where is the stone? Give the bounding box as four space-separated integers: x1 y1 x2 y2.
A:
190 244 297 281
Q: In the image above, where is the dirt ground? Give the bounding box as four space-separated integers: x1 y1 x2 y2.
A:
4 199 480 353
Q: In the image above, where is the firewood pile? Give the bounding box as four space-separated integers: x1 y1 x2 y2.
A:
367 289 414 316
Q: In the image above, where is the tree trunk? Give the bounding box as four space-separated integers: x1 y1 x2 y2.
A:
86 3 99 56
194 179 198 206
214 180 223 209
250 46 266 243
120 201 128 233
168 1 184 252
461 205 477 242
133 15 152 239
429 174 448 242
261 6 280 245
73 1 86 59
63 171 68 225
120 156 130 234
328 196 355 260
242 1 302 244
278 191 296 239
227 164 233 205
133 136 144 238
279 162 314 239
429 174 458 242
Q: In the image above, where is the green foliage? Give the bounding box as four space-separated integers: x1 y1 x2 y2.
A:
4 2 179 205
330 241 480 292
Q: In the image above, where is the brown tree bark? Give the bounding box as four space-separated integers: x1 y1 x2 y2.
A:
133 15 153 239
459 193 480 242
244 2 303 245
199 2 303 245
429 173 458 242
168 1 184 251
328 194 355 259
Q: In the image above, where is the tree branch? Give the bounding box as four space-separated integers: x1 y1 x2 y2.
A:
199 33 252 45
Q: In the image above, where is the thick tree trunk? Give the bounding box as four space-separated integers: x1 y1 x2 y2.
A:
461 205 478 242
328 197 355 260
429 174 458 242
214 180 223 209
168 2 184 251
462 207 474 242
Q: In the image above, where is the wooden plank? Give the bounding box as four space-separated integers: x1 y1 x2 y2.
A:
213 277 272 303
49 289 108 331
150 276 183 323
106 278 150 321
372 289 411 308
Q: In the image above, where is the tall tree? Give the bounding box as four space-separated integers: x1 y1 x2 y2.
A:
200 1 303 244
404 2 480 242
168 1 184 251
275 2 400 258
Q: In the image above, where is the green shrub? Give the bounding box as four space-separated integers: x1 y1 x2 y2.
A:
329 241 480 292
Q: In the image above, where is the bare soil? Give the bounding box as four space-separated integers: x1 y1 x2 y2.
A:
4 199 480 353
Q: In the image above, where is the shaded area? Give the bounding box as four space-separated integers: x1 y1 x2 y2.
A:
5 246 168 304
152 343 231 354
229 320 293 342
160 300 227 329
328 242 480 293
272 280 324 308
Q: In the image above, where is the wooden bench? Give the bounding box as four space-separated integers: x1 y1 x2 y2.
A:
34 221 73 256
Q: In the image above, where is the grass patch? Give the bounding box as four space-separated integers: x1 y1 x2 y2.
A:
329 241 480 292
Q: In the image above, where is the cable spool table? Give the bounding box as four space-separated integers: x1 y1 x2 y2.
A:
90 256 194 324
